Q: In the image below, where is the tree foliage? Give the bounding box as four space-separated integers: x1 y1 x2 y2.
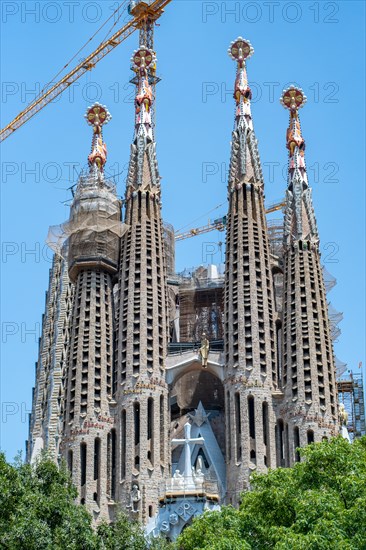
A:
0 453 98 549
177 437 366 550
0 453 150 549
1 437 365 549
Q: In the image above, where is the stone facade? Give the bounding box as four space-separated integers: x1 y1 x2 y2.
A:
278 86 338 464
223 39 278 504
114 46 170 522
27 39 341 537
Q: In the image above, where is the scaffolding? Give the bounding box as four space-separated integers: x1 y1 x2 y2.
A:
353 372 366 438
176 266 224 343
338 371 366 440
163 222 175 276
267 219 284 257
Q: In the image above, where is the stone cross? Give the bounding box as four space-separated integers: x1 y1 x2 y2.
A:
172 422 204 483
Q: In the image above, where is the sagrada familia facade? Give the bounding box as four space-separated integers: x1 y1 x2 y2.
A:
27 38 340 539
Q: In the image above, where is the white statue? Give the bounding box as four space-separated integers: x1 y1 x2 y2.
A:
173 469 184 488
339 403 348 426
196 455 206 473
130 484 141 512
194 467 204 485
339 403 351 442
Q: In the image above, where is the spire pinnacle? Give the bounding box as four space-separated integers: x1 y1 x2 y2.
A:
227 37 263 188
84 102 111 174
281 86 307 169
131 46 156 141
281 86 318 244
125 45 161 195
228 38 254 126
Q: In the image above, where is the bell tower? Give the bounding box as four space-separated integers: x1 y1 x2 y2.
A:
62 103 123 521
114 46 170 522
279 87 338 461
223 38 278 504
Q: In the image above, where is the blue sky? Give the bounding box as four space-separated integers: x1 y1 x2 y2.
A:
1 0 365 459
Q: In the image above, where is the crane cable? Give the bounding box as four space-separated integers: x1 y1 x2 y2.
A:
175 203 225 235
36 1 128 101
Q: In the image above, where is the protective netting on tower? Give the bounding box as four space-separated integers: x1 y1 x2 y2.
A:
335 358 348 378
327 302 343 342
163 222 175 276
46 174 128 257
322 266 337 293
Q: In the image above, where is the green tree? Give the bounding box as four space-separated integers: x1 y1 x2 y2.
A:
177 437 366 550
97 513 146 549
0 453 167 550
0 453 99 549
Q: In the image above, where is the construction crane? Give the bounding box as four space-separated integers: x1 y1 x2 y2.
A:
265 199 286 214
0 0 172 142
175 217 227 242
175 200 285 242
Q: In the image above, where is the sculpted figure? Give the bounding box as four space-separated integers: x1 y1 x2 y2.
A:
199 333 210 368
339 403 348 426
130 484 141 512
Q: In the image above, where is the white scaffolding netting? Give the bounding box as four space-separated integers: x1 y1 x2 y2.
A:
335 357 348 379
323 266 337 293
46 210 128 257
327 301 343 342
46 173 128 257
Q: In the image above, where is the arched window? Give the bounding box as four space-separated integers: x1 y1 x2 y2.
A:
294 426 300 462
134 402 140 470
94 438 100 480
307 430 314 444
121 410 126 479
248 395 255 439
80 442 87 487
134 402 140 446
68 450 73 473
147 397 154 465
276 419 285 467
235 393 241 461
160 395 165 464
262 401 270 467
227 391 231 461
110 429 116 499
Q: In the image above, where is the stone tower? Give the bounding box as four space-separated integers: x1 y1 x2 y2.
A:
61 103 124 522
114 46 170 522
223 38 278 504
26 252 73 464
278 87 338 462
26 36 345 538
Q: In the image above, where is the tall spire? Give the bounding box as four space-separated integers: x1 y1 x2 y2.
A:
229 37 254 128
228 37 263 189
61 103 122 522
279 87 338 454
132 46 155 140
84 102 111 179
281 87 318 246
115 44 169 521
125 46 160 195
224 38 278 504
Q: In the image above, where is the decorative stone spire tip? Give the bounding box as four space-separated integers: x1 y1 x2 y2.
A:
228 37 254 65
84 102 111 172
280 86 307 111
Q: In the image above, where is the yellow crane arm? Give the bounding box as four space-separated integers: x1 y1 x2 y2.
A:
175 219 227 242
175 200 286 242
0 0 172 143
